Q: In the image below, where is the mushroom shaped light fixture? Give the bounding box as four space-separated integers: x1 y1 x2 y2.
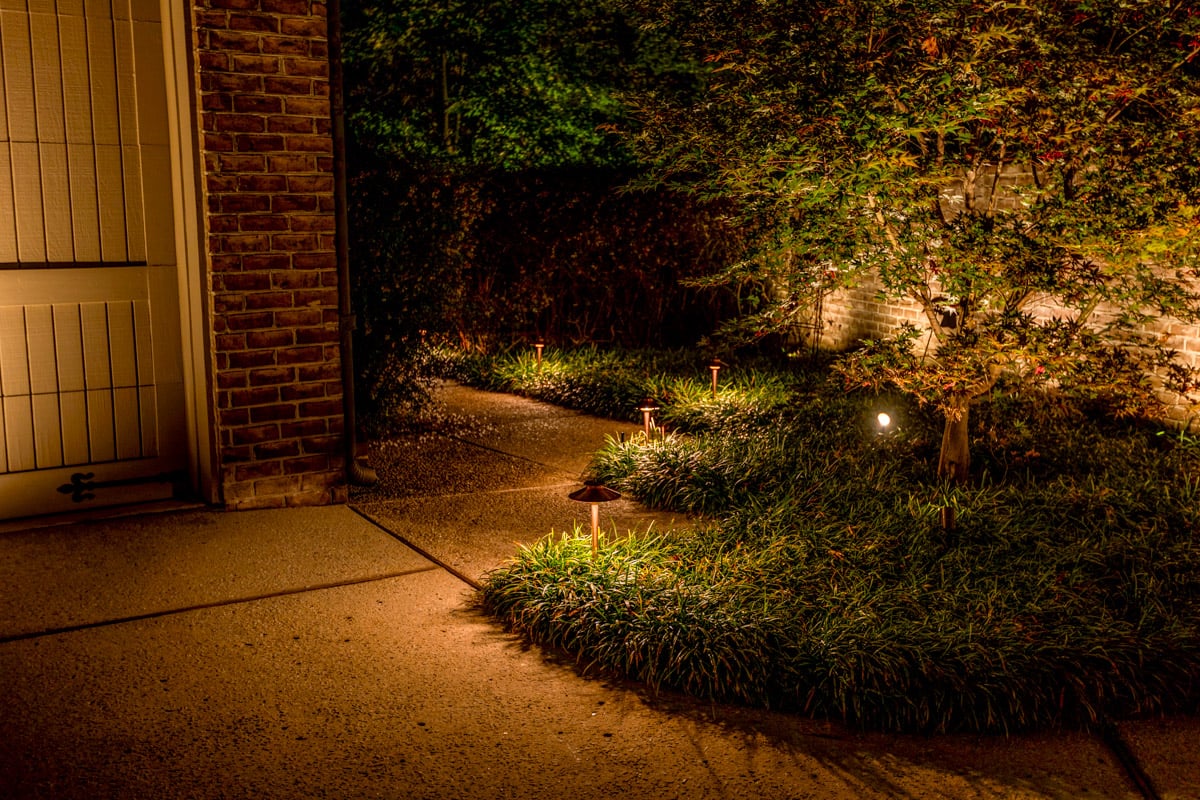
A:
637 398 660 439
534 341 545 370
568 481 621 557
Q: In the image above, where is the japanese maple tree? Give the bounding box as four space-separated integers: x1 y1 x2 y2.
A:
618 0 1200 481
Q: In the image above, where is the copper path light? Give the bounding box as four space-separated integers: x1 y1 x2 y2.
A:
708 358 723 399
638 398 660 439
534 341 545 371
568 481 621 557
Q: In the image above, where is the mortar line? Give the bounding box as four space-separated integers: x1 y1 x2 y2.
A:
0 566 439 645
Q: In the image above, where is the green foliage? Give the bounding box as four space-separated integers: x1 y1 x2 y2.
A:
435 344 803 425
343 3 744 429
484 528 783 704
590 380 935 514
347 169 473 434
615 0 1200 464
343 0 648 170
477 347 1200 732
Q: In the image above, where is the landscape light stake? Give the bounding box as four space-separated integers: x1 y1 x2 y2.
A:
708 359 722 399
568 481 621 558
638 399 660 439
940 490 958 531
534 342 545 371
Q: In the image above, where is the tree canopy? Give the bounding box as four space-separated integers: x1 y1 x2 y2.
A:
340 1 739 430
617 0 1200 479
343 0 693 170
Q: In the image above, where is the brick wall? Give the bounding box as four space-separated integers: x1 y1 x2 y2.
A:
819 276 929 351
193 0 347 509
818 163 1031 350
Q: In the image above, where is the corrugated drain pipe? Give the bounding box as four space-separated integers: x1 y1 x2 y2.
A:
328 0 377 487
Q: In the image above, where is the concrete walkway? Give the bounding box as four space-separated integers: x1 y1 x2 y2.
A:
1 382 1196 799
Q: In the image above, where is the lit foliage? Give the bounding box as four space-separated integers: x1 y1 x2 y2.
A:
617 0 1200 477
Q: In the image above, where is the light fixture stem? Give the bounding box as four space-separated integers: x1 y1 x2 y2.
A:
590 503 600 557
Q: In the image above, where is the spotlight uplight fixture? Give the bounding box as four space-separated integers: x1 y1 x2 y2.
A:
568 481 621 557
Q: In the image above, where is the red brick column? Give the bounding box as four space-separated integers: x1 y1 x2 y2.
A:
193 0 346 509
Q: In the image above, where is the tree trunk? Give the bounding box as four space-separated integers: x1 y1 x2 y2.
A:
938 396 971 484
937 397 970 531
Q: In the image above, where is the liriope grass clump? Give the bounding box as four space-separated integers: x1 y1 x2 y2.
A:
484 466 1200 732
474 347 1200 732
590 386 933 514
482 527 792 706
434 343 803 428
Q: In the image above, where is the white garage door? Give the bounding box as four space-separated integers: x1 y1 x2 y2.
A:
0 0 187 519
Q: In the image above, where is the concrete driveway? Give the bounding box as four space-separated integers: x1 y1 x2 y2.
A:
1 382 1196 799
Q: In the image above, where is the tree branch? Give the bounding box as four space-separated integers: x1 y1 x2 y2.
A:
986 142 1007 216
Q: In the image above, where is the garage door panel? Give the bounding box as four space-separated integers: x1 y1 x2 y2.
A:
53 303 86 392
0 1 189 521
0 269 184 517
60 390 89 464
3 394 35 472
32 392 62 469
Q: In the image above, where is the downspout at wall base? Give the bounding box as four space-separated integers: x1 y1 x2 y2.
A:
327 0 377 487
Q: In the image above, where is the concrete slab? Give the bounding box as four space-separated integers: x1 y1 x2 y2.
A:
2 382 1195 799
355 487 693 583
429 380 643 475
0 506 432 640
1112 717 1200 799
352 380 664 582
457 413 637 475
355 434 575 502
436 381 588 421
0 566 1144 800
